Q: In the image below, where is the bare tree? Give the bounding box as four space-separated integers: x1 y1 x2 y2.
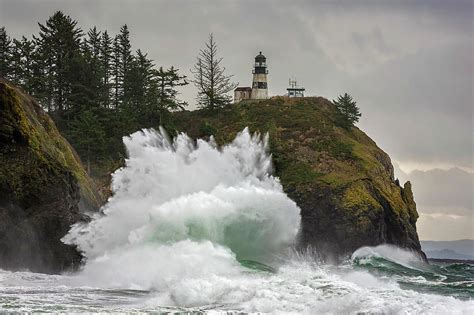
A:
191 33 237 109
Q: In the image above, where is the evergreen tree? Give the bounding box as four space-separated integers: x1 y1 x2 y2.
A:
117 24 133 106
73 27 103 112
0 26 12 78
9 36 36 93
86 27 101 65
110 25 133 109
2 11 191 172
68 110 106 174
127 49 153 111
68 41 98 115
30 34 53 110
36 11 83 114
8 39 22 84
136 66 187 126
155 66 188 110
112 36 121 109
85 27 102 92
99 30 113 108
191 33 237 109
332 93 361 129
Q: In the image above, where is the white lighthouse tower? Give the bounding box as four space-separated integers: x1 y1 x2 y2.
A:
251 52 268 99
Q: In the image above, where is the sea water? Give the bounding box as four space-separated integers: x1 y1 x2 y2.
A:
0 128 472 313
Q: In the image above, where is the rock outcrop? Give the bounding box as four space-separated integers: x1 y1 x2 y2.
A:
0 80 102 273
172 97 426 261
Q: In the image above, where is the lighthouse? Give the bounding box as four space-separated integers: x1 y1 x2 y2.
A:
251 52 268 99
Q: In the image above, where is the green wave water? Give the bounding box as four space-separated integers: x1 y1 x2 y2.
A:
0 129 472 313
352 246 474 300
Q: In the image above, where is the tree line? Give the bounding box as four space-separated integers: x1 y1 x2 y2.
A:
0 11 189 173
0 10 360 174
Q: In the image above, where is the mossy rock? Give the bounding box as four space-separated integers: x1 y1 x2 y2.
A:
0 79 103 273
171 96 425 260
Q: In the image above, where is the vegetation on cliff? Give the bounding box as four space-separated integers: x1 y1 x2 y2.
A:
170 97 424 260
1 12 188 175
0 80 102 272
0 75 425 268
0 9 425 263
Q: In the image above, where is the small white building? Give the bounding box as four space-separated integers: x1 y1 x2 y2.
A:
234 87 252 103
287 79 305 98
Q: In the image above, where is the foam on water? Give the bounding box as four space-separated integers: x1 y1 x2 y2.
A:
1 128 473 313
63 127 300 291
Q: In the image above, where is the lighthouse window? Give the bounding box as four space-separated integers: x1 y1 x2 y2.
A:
257 82 267 89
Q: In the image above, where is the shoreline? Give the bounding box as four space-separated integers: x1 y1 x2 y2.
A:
428 258 474 264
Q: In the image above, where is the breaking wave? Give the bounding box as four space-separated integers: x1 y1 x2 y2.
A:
62 127 301 291
352 244 474 300
1 128 473 313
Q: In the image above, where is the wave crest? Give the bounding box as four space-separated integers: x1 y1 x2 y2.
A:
63 127 301 290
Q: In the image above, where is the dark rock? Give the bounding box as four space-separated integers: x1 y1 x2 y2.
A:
172 96 427 261
0 80 102 273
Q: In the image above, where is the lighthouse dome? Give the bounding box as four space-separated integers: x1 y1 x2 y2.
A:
255 51 266 62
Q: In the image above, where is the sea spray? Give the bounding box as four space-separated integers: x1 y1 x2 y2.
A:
3 128 471 312
351 244 474 299
63 127 301 291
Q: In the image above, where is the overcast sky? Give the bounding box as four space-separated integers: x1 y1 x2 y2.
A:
1 0 472 241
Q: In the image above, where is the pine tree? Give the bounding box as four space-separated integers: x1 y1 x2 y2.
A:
127 49 153 111
111 25 133 109
117 25 133 106
155 66 188 110
9 36 36 93
76 27 103 111
99 30 113 108
9 39 22 84
332 93 361 129
85 27 102 89
30 34 53 110
68 41 98 115
112 36 121 109
68 110 106 174
36 11 83 114
1 11 193 167
0 26 12 78
191 33 237 109
86 27 101 64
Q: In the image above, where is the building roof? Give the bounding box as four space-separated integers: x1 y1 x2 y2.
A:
255 51 266 62
235 87 252 91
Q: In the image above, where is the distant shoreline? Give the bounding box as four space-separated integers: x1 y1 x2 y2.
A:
428 258 474 264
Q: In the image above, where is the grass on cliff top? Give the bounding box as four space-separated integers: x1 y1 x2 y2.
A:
171 97 387 192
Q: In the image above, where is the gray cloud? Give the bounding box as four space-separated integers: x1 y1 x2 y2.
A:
417 211 473 241
409 168 473 211
393 165 474 240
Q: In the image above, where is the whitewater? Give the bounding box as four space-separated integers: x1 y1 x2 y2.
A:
0 128 473 313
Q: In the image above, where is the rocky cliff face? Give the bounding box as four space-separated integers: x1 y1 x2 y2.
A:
0 80 102 273
172 97 426 261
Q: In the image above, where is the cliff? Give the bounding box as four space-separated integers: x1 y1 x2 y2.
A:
0 81 425 271
172 97 425 261
0 80 102 273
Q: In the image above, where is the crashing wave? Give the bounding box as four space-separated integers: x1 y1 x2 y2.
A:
63 127 301 290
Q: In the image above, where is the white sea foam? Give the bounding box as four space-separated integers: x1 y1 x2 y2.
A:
1 128 473 313
63 127 301 290
351 244 426 269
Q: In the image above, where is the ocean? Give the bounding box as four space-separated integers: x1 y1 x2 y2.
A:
1 128 472 313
